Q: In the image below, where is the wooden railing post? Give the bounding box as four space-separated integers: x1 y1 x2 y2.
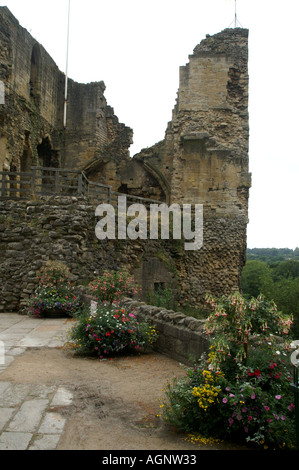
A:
77 172 83 195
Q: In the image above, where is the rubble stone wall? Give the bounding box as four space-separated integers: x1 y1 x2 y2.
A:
0 196 247 313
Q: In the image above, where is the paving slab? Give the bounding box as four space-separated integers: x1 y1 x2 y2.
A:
28 433 61 450
7 399 49 433
0 313 74 450
38 412 67 434
0 431 33 450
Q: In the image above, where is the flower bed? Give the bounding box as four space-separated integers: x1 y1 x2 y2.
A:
161 292 297 450
26 260 82 318
27 285 81 318
68 303 158 358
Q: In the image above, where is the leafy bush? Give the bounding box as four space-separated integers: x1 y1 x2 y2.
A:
88 270 141 304
161 292 296 449
69 303 158 358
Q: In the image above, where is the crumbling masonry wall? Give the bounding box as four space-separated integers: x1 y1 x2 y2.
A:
0 196 247 312
0 7 132 175
0 8 251 312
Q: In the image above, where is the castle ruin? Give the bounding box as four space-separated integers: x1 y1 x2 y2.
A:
0 7 251 312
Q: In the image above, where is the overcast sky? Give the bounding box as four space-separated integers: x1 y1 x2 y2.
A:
1 0 299 250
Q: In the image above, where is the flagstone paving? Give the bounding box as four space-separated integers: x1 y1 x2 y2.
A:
0 313 73 450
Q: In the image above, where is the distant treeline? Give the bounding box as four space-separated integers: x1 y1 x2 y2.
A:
247 247 299 264
242 248 299 337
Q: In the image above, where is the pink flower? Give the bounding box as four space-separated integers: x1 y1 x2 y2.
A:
248 416 253 421
251 393 255 399
275 395 281 400
264 406 270 411
222 397 228 403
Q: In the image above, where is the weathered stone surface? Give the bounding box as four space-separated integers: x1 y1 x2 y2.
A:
0 7 132 175
0 8 251 314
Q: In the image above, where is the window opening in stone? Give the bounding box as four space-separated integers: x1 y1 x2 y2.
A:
30 43 41 105
154 282 165 292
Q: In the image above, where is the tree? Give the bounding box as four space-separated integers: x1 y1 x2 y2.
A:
241 260 273 299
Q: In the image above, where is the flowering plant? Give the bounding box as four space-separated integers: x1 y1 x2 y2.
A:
88 271 141 304
217 345 296 449
37 260 71 287
204 292 293 368
162 355 226 436
69 304 158 358
27 285 81 318
26 261 81 318
161 292 296 449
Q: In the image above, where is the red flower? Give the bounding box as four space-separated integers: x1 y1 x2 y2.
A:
248 369 261 377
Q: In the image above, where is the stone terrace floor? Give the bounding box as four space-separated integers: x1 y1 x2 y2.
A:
0 313 72 450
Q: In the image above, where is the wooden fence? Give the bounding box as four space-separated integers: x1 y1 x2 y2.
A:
0 166 161 208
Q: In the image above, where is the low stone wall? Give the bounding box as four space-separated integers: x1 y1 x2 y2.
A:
119 298 210 365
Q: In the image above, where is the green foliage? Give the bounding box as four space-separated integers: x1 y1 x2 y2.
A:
88 270 141 304
241 257 299 338
163 358 226 436
146 286 209 320
146 286 174 310
241 261 273 298
68 304 158 358
247 247 299 263
161 292 296 450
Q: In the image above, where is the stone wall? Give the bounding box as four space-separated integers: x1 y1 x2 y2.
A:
0 7 132 175
119 298 209 364
0 196 246 313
